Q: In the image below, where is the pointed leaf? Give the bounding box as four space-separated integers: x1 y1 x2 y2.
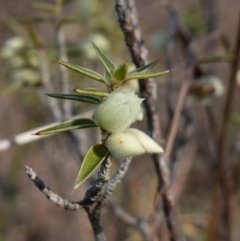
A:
230 113 240 127
55 59 105 83
74 88 109 98
26 26 43 48
62 0 75 5
83 87 103 93
19 17 49 24
29 3 56 14
92 42 115 74
197 55 234 64
113 62 128 81
74 145 110 189
46 93 101 104
128 60 159 74
36 118 97 135
103 68 112 85
125 70 169 81
58 17 81 27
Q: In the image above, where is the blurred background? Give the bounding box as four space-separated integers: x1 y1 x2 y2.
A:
0 0 240 241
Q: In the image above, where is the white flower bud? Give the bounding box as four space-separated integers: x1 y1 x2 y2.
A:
106 128 164 158
93 91 144 133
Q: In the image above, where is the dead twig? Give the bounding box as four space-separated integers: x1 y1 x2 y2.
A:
210 10 240 241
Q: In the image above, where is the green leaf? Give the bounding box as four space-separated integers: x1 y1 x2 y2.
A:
36 118 97 135
92 42 115 74
62 0 75 5
74 145 110 189
230 113 240 127
29 3 56 14
103 68 112 85
74 88 109 98
128 60 159 74
125 70 169 81
46 93 101 104
113 62 128 81
198 55 234 64
57 17 81 27
55 59 105 83
19 17 50 24
26 26 43 48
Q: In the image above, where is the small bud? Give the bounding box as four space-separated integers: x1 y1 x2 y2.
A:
106 128 164 158
93 91 144 133
189 75 224 105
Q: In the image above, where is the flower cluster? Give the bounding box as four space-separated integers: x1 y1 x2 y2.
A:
93 91 164 158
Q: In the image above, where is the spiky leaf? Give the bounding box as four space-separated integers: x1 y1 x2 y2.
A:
125 70 169 81
56 59 105 83
113 62 128 81
30 3 56 14
36 118 97 135
73 145 110 189
198 55 234 64
46 93 101 104
74 88 109 98
230 113 240 127
128 60 159 74
103 68 112 85
92 42 115 74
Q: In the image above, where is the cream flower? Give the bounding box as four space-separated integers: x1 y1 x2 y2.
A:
106 128 164 158
93 91 144 133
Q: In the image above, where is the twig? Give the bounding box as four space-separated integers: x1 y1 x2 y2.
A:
38 50 63 121
115 1 183 241
25 166 82 210
26 156 112 241
81 157 112 241
164 78 190 162
210 10 240 241
0 110 94 152
55 0 72 119
115 0 161 142
108 200 152 241
103 157 132 199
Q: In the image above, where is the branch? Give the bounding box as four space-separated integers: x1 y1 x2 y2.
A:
115 1 183 241
55 0 72 119
26 156 112 241
25 166 82 210
0 110 94 152
108 200 152 241
38 50 63 121
81 157 112 241
210 10 240 241
103 157 132 199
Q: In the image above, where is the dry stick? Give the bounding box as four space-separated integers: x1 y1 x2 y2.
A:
25 156 112 241
103 158 155 241
38 50 63 121
25 166 82 210
210 10 240 241
55 1 72 119
0 110 94 152
108 201 152 241
115 1 183 241
81 157 112 241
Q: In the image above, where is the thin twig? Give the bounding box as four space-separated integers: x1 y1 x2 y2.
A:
38 50 63 121
115 1 183 241
210 10 240 241
25 166 82 210
82 157 112 241
108 201 152 241
26 156 112 241
0 110 94 152
55 1 72 119
103 157 132 199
